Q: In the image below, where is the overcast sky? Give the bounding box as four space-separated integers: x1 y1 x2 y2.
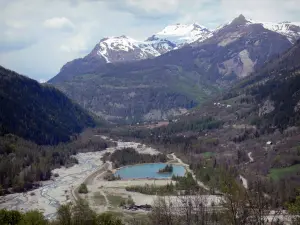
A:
0 0 300 82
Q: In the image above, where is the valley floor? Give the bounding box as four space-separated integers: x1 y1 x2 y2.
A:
0 135 220 219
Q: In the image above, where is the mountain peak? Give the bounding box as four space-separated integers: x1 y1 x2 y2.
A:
230 14 251 26
237 14 246 20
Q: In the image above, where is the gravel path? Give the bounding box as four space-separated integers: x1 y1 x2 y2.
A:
248 152 254 163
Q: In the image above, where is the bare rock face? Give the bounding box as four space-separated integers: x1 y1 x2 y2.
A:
259 99 275 116
143 108 187 121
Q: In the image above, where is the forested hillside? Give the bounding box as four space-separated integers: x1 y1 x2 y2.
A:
0 66 98 145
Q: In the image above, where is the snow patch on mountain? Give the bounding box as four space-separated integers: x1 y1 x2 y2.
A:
151 23 212 46
96 36 161 62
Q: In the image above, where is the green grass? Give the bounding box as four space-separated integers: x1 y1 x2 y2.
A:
93 192 106 206
202 152 215 158
269 164 300 181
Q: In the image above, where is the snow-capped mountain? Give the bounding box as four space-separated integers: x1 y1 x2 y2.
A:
92 18 300 65
53 15 300 84
94 23 213 63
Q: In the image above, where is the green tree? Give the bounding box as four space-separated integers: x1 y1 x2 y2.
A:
57 203 72 225
0 209 23 225
72 199 96 225
19 210 47 225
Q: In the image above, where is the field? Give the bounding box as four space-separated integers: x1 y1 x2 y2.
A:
269 164 300 181
202 152 215 158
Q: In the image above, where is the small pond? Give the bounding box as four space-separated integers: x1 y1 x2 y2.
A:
114 163 186 179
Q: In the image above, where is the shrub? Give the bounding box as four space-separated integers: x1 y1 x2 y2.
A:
78 183 88 194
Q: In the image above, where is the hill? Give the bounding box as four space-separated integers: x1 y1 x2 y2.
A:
0 66 97 145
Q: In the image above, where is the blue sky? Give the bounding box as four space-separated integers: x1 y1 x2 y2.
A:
0 0 300 82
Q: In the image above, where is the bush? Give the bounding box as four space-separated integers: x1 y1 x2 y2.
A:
78 183 88 194
127 196 135 206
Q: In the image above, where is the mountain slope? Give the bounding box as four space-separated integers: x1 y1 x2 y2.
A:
229 39 300 130
190 14 293 79
0 66 97 145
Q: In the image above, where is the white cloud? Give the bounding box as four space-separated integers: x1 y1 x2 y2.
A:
125 0 180 14
43 17 75 31
60 34 88 53
220 0 300 22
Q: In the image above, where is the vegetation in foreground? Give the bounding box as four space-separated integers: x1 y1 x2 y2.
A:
2 173 300 225
0 199 123 225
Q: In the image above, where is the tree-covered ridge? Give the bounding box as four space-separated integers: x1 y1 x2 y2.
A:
0 66 97 145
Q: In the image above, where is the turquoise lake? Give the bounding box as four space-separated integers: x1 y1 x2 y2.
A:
114 163 186 179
